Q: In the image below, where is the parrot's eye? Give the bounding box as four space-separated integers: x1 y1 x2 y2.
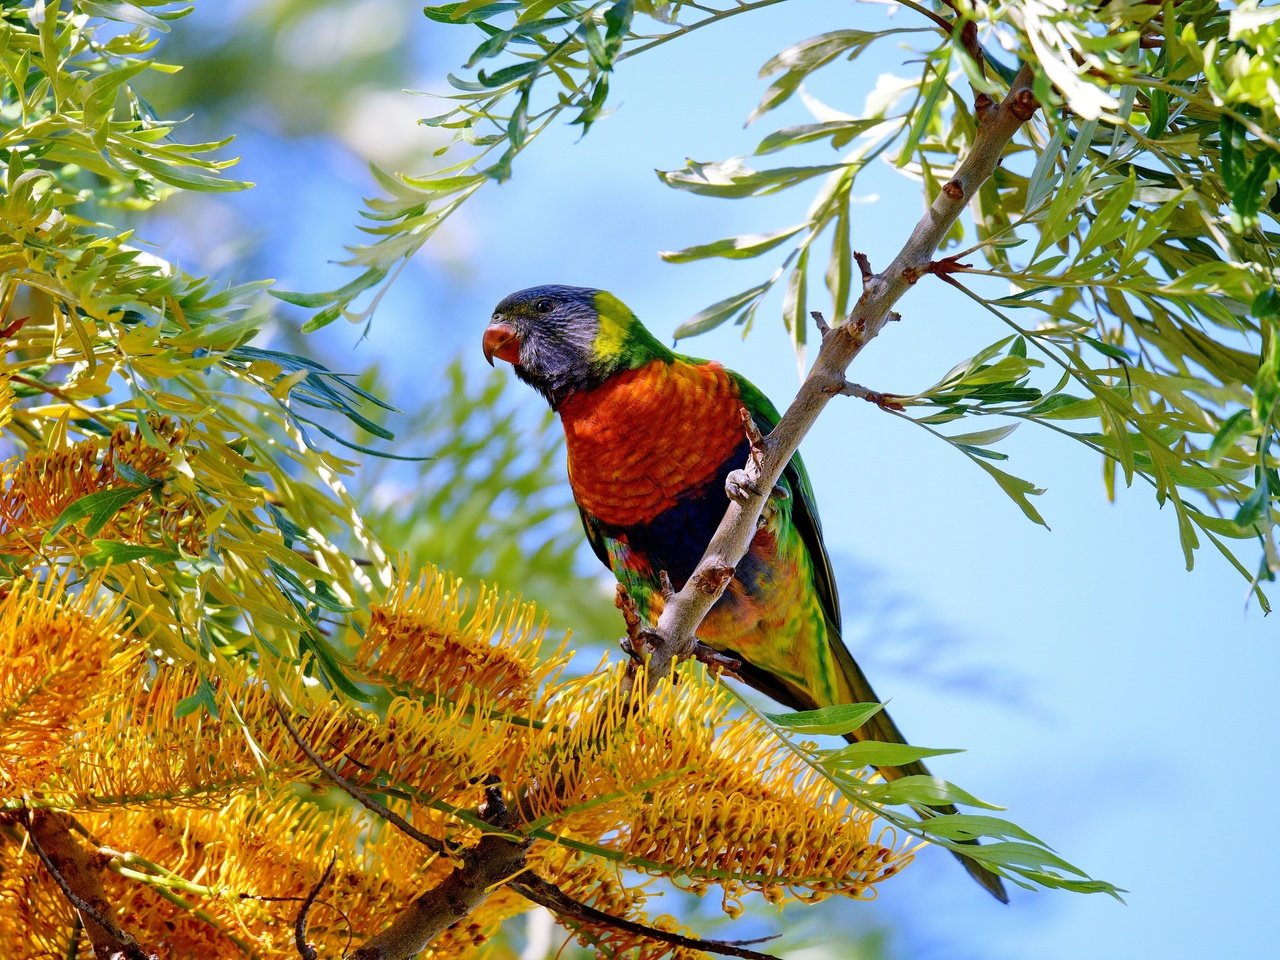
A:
534 298 554 313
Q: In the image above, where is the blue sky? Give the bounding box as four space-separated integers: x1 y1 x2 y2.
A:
153 2 1278 957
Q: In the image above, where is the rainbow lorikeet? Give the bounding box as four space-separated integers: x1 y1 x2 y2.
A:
483 284 1007 902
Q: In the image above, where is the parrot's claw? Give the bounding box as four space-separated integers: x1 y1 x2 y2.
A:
756 483 790 528
726 471 789 509
725 469 760 504
693 641 744 679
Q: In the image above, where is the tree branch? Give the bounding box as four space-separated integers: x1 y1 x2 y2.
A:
346 832 531 960
639 62 1040 691
295 855 336 960
22 810 154 960
511 874 782 960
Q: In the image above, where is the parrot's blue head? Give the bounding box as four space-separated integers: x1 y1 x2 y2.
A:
484 284 671 408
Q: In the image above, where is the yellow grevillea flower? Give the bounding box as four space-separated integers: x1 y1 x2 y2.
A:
0 562 913 957
0 791 526 959
356 569 565 713
513 665 914 910
44 655 512 817
0 418 204 558
0 577 124 796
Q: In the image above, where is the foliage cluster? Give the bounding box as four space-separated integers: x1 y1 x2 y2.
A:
323 0 1279 607
7 0 1271 956
5 570 913 957
0 2 1106 955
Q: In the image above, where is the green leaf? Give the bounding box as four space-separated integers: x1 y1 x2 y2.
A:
477 59 540 88
1207 410 1254 464
82 59 152 129
822 741 962 769
1146 87 1169 139
1082 335 1131 363
79 2 172 29
897 51 950 169
659 224 805 263
83 540 183 568
915 814 1046 845
1253 285 1280 319
174 673 220 720
123 148 249 194
673 282 771 339
300 632 372 702
658 158 845 199
1234 473 1270 528
863 775 1004 810
750 29 894 122
948 426 1020 448
764 701 884 736
962 841 1089 877
755 118 888 155
972 459 1049 527
1026 394 1100 420
43 486 152 544
424 3 521 25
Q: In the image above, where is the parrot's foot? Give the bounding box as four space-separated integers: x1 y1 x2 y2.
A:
726 470 790 508
692 641 743 679
725 468 759 504
620 627 668 660
619 635 643 663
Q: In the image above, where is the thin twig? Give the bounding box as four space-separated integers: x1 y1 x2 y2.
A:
939 0 985 77
511 873 783 960
854 250 874 286
294 855 336 960
635 63 1040 691
837 382 906 411
269 699 449 856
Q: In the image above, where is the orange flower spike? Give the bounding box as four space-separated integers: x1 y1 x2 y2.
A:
357 567 565 715
0 576 124 796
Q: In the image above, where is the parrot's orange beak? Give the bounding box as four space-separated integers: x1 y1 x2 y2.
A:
482 321 521 366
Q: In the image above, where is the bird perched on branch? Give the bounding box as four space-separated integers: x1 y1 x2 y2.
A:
483 284 1007 902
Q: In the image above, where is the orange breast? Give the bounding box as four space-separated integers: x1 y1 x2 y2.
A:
558 360 745 527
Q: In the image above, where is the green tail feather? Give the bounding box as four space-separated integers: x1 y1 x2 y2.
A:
830 636 1009 903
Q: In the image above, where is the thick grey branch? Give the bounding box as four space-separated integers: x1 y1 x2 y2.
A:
641 63 1039 689
346 832 530 960
22 810 153 960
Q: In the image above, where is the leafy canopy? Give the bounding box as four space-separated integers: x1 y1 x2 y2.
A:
22 0 1280 955
313 0 1280 610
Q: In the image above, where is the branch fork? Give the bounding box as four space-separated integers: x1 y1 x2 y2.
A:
928 255 973 277
301 60 1045 960
836 381 906 411
628 63 1039 699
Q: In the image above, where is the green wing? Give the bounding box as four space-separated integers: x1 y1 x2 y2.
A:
727 370 842 637
577 506 612 570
